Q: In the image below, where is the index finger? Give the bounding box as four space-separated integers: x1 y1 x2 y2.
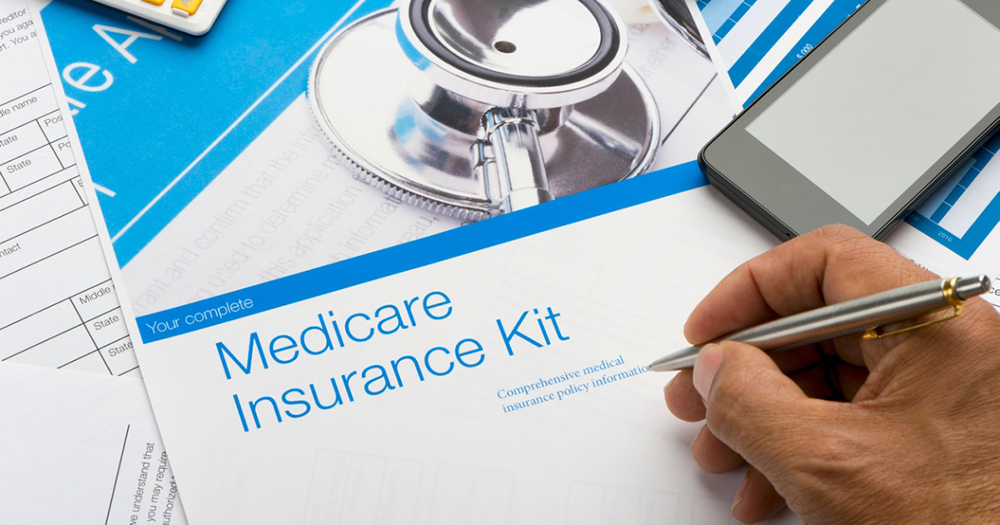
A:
683 225 937 348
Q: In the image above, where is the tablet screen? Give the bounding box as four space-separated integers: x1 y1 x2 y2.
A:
746 0 1000 224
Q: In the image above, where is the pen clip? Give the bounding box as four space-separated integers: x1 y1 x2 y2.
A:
862 277 965 340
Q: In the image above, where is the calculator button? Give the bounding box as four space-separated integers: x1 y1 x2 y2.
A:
141 0 165 5
171 0 202 16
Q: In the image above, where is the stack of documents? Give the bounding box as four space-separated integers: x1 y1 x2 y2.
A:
4 0 999 523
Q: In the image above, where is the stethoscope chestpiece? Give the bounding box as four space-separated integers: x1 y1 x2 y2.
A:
309 0 660 220
397 0 626 109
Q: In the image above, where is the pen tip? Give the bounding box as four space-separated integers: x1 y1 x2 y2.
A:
647 346 700 372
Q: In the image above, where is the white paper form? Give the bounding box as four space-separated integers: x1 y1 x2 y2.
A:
0 362 186 524
0 6 188 523
0 0 136 376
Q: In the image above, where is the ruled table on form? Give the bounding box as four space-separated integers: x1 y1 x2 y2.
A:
0 18 137 377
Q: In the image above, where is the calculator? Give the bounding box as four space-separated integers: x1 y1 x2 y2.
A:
90 0 228 35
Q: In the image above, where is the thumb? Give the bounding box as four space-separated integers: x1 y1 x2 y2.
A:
693 341 840 473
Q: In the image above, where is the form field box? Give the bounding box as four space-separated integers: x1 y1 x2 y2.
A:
305 450 423 524
0 207 98 279
691 495 737 524
38 110 68 143
0 122 47 166
86 307 128 348
0 180 83 243
99 336 137 376
4 325 96 368
2 146 65 192
60 350 112 375
0 86 59 135
305 451 351 524
0 300 80 360
431 464 514 524
565 482 680 524
71 177 88 204
73 280 119 321
51 137 75 167
0 237 113 328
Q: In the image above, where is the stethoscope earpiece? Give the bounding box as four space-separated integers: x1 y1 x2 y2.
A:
309 0 659 219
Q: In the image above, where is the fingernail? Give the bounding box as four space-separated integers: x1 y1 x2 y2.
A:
690 425 703 453
693 343 724 401
732 475 748 512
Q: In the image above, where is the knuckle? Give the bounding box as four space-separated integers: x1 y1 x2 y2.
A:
786 433 855 478
814 223 864 243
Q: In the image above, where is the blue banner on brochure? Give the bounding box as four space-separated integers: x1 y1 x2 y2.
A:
41 0 391 266
135 162 708 343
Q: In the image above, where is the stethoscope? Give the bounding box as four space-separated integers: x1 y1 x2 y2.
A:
308 0 695 220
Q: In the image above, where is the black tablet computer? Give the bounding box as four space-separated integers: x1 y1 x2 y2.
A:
700 0 1000 240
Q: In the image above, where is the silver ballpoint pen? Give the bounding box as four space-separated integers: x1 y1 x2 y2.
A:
647 275 992 372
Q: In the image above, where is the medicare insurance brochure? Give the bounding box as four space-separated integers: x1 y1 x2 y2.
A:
41 0 794 522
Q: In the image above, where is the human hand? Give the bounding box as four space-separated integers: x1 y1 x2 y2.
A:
663 225 1000 523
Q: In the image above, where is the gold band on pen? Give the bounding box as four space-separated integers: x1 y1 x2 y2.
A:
862 277 964 340
942 276 964 307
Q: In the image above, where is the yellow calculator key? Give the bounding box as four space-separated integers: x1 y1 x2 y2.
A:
171 0 202 16
87 0 226 34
